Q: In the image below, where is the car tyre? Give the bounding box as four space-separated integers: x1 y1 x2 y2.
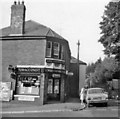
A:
104 102 108 107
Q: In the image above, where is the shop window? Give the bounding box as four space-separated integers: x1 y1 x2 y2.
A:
53 42 59 59
48 79 53 94
46 41 52 57
17 76 40 95
54 79 59 94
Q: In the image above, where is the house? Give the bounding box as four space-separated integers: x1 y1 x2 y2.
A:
0 1 71 104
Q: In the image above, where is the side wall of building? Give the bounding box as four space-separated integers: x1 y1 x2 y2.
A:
79 64 87 92
69 63 79 97
69 63 87 97
63 42 71 99
2 39 46 83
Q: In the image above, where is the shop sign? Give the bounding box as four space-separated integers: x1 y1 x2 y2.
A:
45 68 66 74
18 68 41 73
0 82 12 101
52 74 61 78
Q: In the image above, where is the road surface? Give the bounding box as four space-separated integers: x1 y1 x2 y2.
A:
2 105 119 117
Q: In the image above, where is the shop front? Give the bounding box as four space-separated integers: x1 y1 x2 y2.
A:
44 68 66 102
13 65 66 104
13 66 44 104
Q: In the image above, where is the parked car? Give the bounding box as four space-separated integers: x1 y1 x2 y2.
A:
85 88 108 107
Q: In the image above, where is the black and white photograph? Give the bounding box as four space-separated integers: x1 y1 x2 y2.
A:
0 0 120 118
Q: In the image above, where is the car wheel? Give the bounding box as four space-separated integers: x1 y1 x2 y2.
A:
104 102 108 107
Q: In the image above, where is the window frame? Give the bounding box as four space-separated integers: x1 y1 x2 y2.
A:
46 41 52 57
60 45 64 60
53 42 60 59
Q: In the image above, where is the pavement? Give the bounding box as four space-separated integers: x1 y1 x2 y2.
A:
1 98 120 115
108 99 120 106
1 98 86 114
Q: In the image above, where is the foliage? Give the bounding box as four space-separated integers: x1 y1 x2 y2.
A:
86 1 120 88
86 57 119 88
99 1 120 61
86 58 102 76
95 57 119 82
86 63 96 76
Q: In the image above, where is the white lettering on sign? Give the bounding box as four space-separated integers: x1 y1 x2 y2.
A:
18 68 41 72
52 74 61 78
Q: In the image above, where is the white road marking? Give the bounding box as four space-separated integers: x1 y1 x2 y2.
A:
1 109 72 114
111 108 119 111
83 106 119 112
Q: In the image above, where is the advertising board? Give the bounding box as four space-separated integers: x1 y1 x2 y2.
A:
0 82 12 101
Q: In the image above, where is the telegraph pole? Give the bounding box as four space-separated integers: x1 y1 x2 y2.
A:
77 40 80 66
77 40 80 93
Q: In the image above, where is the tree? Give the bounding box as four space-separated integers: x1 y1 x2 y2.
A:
86 63 96 76
94 57 119 83
99 1 120 61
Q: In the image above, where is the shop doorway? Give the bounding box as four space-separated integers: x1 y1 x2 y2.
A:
47 78 60 101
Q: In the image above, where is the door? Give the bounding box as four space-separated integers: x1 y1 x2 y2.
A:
47 78 60 100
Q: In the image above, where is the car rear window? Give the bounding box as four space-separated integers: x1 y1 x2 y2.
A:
88 88 104 94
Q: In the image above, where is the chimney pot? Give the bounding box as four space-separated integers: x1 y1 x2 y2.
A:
14 1 16 5
22 1 24 5
18 1 20 5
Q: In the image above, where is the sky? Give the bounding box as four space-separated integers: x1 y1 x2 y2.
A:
0 0 111 64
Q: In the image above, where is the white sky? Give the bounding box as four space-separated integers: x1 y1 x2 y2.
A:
0 0 111 64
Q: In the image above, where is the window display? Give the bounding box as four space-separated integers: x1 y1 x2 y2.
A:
47 78 60 94
48 79 53 94
17 76 40 95
54 79 59 94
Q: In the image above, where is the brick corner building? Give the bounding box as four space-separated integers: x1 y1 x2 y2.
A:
0 1 71 104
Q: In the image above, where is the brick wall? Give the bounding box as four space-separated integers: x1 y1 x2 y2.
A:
60 74 65 102
69 63 79 97
2 39 46 82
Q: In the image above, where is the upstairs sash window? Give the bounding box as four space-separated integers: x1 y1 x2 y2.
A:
46 41 52 57
61 45 64 60
53 42 59 59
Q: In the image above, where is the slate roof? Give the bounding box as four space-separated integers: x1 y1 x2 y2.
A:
0 20 64 39
70 56 87 65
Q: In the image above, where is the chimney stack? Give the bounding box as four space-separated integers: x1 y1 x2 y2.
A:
11 1 26 35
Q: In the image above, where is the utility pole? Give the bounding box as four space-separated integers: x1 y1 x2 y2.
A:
77 40 80 93
77 40 80 65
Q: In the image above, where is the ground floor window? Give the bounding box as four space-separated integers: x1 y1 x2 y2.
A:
47 74 61 100
16 75 40 95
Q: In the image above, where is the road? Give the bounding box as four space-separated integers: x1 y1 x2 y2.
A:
2 105 119 117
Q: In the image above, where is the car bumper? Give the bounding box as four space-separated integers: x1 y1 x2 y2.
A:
87 99 108 104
